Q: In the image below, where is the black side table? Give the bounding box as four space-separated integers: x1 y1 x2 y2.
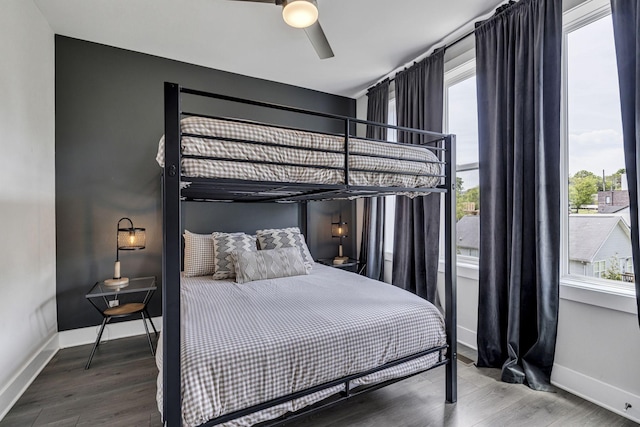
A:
85 276 157 369
317 258 359 273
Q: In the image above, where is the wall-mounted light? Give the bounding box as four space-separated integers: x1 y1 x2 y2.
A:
104 217 146 288
282 0 318 29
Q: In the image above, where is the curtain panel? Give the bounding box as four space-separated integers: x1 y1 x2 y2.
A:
360 79 389 281
611 0 640 326
475 0 562 391
392 49 444 303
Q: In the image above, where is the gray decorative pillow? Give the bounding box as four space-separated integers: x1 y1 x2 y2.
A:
256 227 314 270
183 230 215 277
232 247 309 284
212 232 257 280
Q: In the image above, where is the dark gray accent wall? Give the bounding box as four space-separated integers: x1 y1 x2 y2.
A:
55 36 356 331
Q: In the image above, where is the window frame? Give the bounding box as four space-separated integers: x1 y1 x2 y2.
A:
444 59 480 265
559 0 636 299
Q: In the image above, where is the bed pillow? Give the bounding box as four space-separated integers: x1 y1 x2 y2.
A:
232 247 309 284
212 232 257 280
183 230 216 277
255 227 314 270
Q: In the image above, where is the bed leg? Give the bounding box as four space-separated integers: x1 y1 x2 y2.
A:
446 353 457 403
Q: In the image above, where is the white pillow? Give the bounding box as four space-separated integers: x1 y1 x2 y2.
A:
232 247 309 284
183 230 215 277
211 232 257 280
255 227 314 271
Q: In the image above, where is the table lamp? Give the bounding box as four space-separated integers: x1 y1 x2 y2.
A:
331 216 349 264
104 217 146 288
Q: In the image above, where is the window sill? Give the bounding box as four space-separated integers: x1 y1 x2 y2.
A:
559 276 637 315
438 257 479 281
398 255 636 315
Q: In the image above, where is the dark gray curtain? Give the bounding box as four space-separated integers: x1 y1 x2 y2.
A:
475 0 562 391
392 49 444 303
611 0 640 326
360 80 389 280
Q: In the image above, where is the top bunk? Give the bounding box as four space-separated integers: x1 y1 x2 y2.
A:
160 83 455 203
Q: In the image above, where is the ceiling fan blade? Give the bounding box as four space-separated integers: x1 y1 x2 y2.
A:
228 0 275 3
303 21 334 59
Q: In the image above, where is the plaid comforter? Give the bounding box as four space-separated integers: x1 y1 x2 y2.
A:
156 116 442 189
156 264 446 427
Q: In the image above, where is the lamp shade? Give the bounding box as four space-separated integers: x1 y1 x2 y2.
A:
118 226 146 250
331 222 348 238
282 0 318 29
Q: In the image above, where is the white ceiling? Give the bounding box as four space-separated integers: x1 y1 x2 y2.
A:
34 0 503 98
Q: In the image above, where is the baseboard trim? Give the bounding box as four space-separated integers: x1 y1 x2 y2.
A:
0 333 58 421
58 316 163 348
0 317 163 421
552 363 640 423
457 325 477 351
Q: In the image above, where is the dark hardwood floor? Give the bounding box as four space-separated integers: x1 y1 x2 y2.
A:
1 335 635 427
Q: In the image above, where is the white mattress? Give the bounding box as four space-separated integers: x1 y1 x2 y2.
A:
156 116 442 190
156 264 446 427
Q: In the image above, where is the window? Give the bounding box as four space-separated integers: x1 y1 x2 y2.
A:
384 98 397 256
445 62 479 259
593 260 606 278
384 66 481 263
564 10 633 288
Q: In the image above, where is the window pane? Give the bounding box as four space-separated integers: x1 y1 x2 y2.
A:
384 195 396 254
456 169 479 258
447 76 478 166
384 98 397 254
447 73 480 259
566 15 633 284
388 98 397 143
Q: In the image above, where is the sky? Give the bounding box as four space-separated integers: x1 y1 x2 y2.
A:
567 15 624 178
446 14 624 191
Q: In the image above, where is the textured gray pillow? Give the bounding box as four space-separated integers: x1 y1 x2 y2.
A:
232 247 309 284
183 230 215 277
211 232 257 280
255 227 314 270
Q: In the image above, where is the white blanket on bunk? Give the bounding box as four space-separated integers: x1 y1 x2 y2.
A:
156 264 446 427
156 116 443 190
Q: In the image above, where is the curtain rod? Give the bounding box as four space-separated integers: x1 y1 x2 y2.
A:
378 1 516 87
386 31 474 85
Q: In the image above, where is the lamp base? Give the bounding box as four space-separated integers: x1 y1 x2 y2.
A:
104 277 129 288
333 256 349 265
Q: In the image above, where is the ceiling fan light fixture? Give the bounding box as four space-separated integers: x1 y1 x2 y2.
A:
282 0 318 29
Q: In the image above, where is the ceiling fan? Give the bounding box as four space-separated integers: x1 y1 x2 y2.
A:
231 0 334 59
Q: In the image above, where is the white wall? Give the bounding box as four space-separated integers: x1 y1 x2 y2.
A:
0 0 56 416
436 266 640 422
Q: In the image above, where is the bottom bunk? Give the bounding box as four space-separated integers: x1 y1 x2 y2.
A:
156 263 448 427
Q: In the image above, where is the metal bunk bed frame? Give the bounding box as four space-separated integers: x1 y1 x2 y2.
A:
161 82 457 427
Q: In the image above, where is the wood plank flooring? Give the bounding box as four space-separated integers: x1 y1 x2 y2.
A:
1 335 635 427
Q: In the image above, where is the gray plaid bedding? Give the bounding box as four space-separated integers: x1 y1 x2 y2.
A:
156 116 442 189
156 264 446 427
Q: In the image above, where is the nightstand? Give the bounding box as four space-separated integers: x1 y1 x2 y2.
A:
84 276 157 369
317 258 359 273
